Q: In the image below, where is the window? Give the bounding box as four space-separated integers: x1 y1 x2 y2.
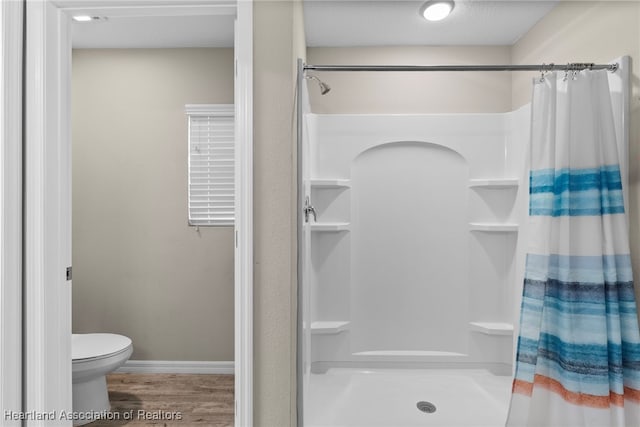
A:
185 104 234 226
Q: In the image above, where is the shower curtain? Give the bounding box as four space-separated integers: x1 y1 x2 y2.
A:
506 70 640 426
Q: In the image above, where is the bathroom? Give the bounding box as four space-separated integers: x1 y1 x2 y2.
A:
292 0 640 426
69 9 236 426
2 1 640 426
73 0 640 425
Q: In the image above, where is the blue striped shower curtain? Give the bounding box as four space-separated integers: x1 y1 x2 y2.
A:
506 70 640 426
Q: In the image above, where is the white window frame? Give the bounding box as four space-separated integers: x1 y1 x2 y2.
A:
186 104 235 227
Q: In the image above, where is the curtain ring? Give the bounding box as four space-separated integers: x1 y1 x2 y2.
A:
539 63 555 82
539 63 546 82
563 63 570 81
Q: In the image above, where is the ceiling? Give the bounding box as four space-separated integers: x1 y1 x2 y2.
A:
71 0 559 49
304 0 559 47
72 14 235 48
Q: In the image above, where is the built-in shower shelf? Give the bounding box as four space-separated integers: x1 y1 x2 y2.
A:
310 179 351 189
311 223 350 232
468 178 519 189
469 322 514 336
469 222 518 232
311 321 350 335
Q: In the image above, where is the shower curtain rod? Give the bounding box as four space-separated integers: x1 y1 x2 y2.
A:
303 63 618 73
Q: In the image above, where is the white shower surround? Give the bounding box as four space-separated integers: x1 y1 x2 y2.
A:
300 57 629 426
305 108 529 374
303 59 629 371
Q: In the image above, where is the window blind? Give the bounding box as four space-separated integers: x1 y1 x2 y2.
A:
186 104 234 226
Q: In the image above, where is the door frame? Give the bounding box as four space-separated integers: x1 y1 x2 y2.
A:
0 1 24 424
24 0 252 425
234 1 253 425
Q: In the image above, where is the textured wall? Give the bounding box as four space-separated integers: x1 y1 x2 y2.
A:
253 0 306 425
72 48 235 361
307 46 512 113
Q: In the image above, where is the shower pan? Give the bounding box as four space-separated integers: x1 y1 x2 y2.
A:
297 57 630 427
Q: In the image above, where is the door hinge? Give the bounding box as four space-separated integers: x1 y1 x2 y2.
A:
66 266 72 281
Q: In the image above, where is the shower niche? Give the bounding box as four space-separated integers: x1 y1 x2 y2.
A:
303 111 530 375
308 179 351 337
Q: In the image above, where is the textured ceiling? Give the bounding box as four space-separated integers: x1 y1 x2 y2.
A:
304 0 559 46
71 0 558 48
72 14 234 49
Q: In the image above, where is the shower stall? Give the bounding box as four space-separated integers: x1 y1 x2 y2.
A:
297 58 630 426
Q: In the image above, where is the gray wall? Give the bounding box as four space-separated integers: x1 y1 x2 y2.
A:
253 0 306 425
72 48 234 361
307 46 512 113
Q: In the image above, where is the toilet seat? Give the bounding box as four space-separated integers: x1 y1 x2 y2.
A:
72 333 132 361
71 333 133 425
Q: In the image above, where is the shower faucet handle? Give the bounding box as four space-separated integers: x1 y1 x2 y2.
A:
304 196 317 223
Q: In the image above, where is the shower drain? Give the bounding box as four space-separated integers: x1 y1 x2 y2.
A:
416 401 437 414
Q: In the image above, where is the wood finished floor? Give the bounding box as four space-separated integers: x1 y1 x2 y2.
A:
86 373 234 426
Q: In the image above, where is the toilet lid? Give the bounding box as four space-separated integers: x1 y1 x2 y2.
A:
72 333 132 360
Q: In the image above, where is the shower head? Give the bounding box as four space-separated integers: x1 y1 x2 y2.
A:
318 81 331 95
306 75 331 95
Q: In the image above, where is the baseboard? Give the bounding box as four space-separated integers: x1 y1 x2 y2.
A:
115 360 234 374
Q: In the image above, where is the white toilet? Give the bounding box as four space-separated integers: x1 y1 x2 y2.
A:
72 333 133 426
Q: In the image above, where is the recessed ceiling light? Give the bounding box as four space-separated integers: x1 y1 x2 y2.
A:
72 15 108 22
420 1 455 22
